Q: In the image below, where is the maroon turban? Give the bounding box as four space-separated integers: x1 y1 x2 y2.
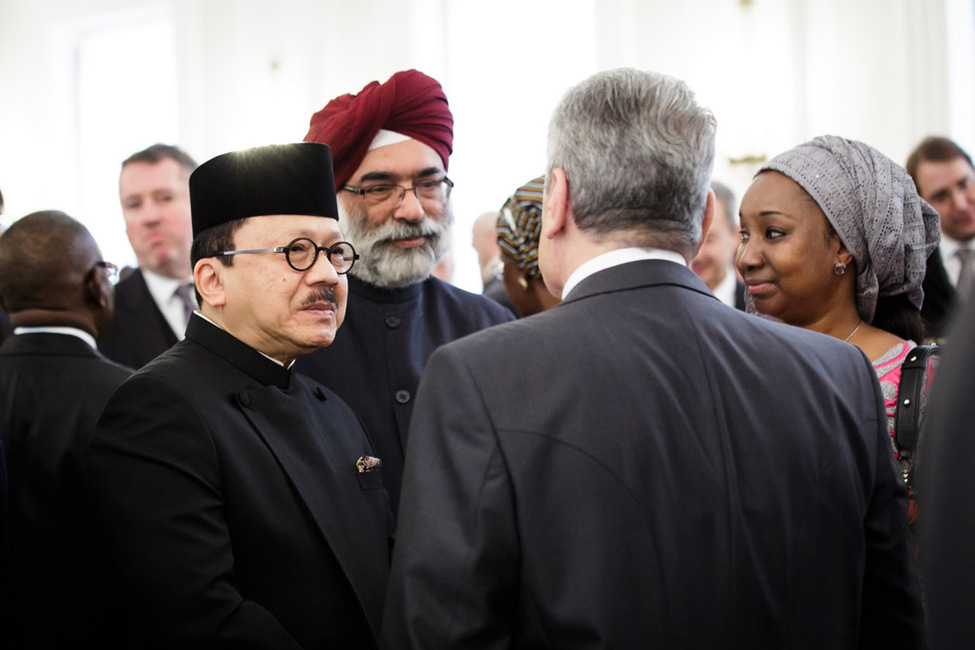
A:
304 69 454 189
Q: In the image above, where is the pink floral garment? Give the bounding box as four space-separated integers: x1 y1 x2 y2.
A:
872 340 917 458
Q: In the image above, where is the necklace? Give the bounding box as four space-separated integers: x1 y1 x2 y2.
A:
843 319 863 343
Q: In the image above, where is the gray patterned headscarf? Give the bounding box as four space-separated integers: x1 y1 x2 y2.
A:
759 134 940 323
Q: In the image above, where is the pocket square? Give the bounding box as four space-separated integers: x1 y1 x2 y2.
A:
356 456 382 473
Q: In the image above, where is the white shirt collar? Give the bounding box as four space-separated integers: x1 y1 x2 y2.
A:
561 247 687 299
939 236 975 286
712 266 739 307
13 326 97 350
141 268 195 339
940 235 965 259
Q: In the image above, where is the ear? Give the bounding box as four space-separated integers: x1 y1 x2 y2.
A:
195 259 227 308
541 168 570 241
837 247 854 267
84 269 111 309
694 190 716 259
829 231 855 267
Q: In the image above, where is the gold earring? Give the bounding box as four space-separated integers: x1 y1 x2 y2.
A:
517 276 529 290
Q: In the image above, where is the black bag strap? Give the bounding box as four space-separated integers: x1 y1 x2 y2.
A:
894 344 941 460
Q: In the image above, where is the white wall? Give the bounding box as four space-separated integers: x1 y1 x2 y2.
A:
0 0 971 291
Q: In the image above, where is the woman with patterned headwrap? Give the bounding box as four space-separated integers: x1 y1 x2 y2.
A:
737 135 941 482
496 177 561 317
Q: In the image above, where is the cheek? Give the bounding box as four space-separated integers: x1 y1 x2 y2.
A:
699 242 718 260
367 206 395 228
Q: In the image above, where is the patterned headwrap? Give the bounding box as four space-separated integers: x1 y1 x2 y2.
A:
303 69 454 189
759 135 941 323
497 177 545 279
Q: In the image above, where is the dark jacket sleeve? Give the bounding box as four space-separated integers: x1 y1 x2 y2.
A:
382 345 518 649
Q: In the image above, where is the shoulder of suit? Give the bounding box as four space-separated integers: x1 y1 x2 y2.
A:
427 278 516 322
113 269 149 299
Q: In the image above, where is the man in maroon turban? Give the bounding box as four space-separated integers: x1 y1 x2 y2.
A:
299 70 515 514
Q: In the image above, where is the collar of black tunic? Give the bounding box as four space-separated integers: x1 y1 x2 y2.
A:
185 313 292 389
348 273 424 304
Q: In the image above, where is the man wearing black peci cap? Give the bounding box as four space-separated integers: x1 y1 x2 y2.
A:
85 142 391 649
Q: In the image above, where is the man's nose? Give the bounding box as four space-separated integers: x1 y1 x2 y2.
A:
304 248 340 284
393 189 425 223
140 200 162 223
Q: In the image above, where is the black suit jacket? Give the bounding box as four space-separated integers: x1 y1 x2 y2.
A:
0 309 12 344
86 316 391 649
383 260 922 649
0 333 132 647
98 269 178 369
917 281 975 648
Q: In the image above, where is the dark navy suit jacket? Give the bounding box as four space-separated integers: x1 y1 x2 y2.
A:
384 260 922 649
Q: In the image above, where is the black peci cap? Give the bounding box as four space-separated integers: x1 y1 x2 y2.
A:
189 142 339 238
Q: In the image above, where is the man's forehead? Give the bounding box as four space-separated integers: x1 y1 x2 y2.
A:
239 214 342 238
348 139 444 183
120 158 188 189
917 157 975 192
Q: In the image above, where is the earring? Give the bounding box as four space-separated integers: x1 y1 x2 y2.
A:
517 276 529 290
834 262 847 276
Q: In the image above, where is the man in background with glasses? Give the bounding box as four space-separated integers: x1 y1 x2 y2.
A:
301 69 514 515
85 143 391 649
0 211 132 648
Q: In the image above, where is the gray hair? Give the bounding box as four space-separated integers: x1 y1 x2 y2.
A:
546 68 716 258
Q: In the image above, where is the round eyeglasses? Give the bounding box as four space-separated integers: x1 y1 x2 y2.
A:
217 238 359 274
342 177 454 207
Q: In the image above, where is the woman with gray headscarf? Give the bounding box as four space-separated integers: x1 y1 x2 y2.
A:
736 135 940 453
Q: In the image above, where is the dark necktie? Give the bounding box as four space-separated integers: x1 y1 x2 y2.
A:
174 283 196 327
957 246 974 300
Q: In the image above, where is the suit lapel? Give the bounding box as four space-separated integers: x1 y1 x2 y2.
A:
234 383 387 636
124 271 179 345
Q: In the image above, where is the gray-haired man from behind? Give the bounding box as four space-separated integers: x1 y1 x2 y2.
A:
382 68 922 649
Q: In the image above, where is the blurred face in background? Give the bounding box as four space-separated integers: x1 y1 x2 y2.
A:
691 197 739 291
913 157 975 243
119 157 194 279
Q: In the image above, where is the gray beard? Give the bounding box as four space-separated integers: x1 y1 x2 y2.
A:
338 199 454 289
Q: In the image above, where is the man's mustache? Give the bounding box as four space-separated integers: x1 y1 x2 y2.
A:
376 221 441 245
300 287 339 310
